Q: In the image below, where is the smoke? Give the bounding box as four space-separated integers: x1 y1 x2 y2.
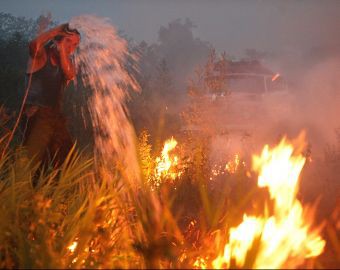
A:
205 54 340 164
67 12 339 176
291 57 340 154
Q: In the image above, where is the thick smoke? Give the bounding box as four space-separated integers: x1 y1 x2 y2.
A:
204 53 340 164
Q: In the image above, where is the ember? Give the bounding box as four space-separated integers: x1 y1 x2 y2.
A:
210 154 246 180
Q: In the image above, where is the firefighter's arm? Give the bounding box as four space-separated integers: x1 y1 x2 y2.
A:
29 24 68 57
57 42 76 81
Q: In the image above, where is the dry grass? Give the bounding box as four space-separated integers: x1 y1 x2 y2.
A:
0 131 338 269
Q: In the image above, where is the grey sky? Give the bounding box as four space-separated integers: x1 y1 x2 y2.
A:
1 0 340 56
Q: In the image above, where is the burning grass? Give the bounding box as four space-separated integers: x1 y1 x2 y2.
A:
0 131 338 269
211 133 325 269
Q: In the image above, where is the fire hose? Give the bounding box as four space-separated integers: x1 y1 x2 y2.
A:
0 50 37 159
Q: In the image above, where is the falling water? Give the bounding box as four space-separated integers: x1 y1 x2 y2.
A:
69 15 141 185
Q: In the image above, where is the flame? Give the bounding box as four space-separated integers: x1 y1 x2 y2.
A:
194 257 208 269
271 73 280 82
68 241 78 253
148 137 183 189
212 133 325 269
225 154 245 174
210 154 246 180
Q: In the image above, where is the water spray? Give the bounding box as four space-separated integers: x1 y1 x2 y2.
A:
69 15 141 186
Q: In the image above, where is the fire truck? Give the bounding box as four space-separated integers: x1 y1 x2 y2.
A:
183 58 293 159
187 59 290 131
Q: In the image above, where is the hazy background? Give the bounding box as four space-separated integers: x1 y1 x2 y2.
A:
2 0 340 57
1 0 340 153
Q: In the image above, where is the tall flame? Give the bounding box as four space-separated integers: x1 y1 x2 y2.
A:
212 133 325 269
155 137 181 180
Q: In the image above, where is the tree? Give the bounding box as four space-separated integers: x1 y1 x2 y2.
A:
155 18 211 93
0 12 55 41
154 59 174 102
204 49 229 96
0 12 58 110
0 31 28 110
244 48 268 61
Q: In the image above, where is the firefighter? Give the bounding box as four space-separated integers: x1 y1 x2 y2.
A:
22 23 80 172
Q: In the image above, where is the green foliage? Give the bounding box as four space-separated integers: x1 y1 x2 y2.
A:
0 13 57 111
0 127 338 269
0 147 145 268
138 129 154 181
0 31 27 110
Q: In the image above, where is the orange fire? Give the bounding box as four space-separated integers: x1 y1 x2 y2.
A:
210 154 246 180
212 133 325 269
151 137 183 187
225 154 245 174
194 257 208 269
271 73 280 82
67 240 78 253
